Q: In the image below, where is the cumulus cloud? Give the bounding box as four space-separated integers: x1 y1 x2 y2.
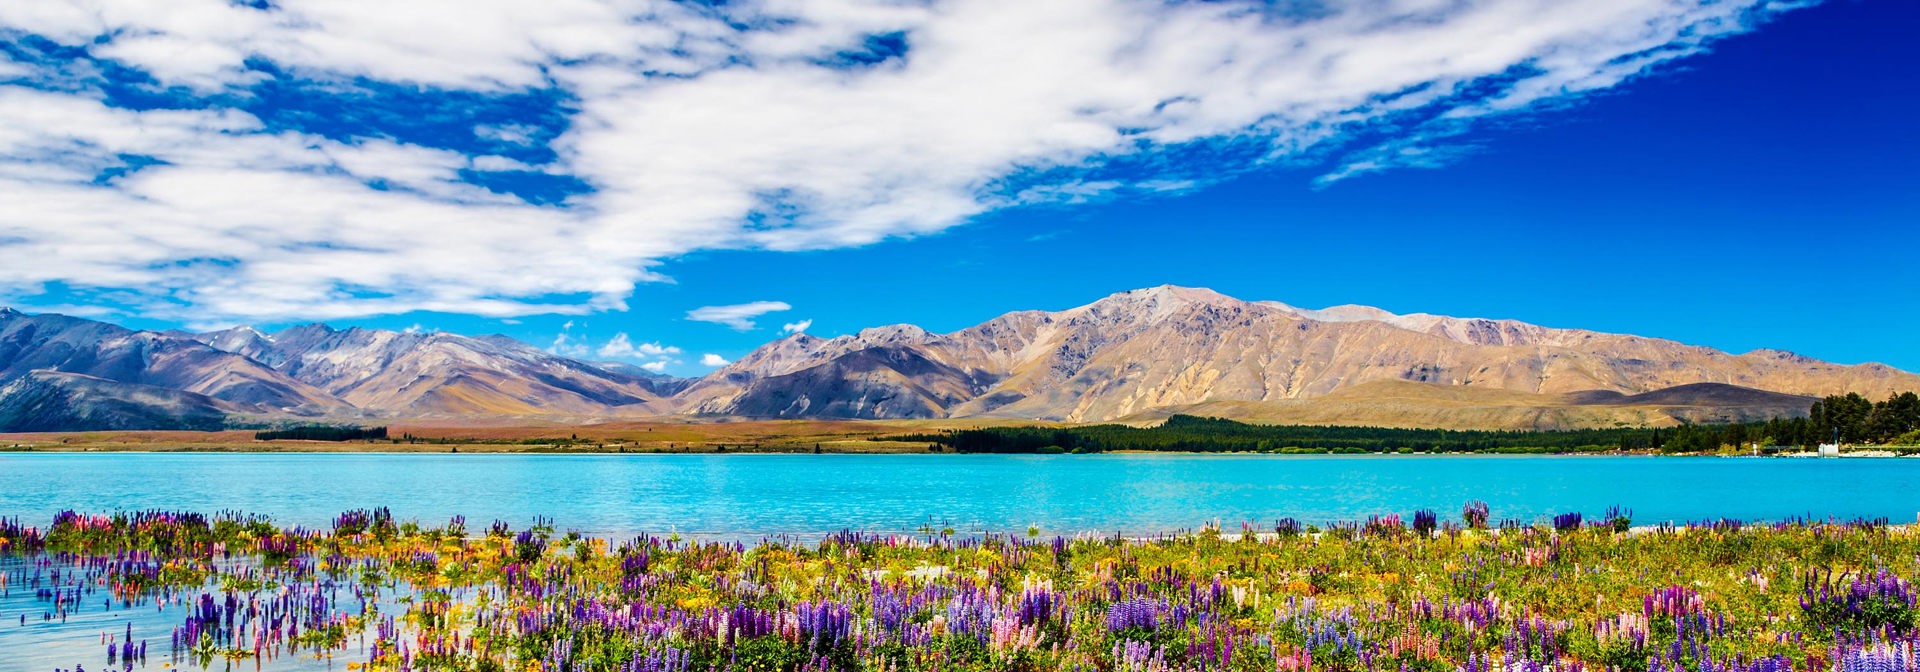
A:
700 353 731 367
781 319 813 335
548 329 589 358
552 325 682 369
687 301 792 331
0 0 1801 322
597 332 682 360
552 320 679 366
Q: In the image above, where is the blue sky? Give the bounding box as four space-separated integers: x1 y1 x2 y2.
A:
0 0 1913 376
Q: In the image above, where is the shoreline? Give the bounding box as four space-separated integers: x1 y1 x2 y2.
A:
9 416 1916 456
4 438 1918 457
4 443 1918 457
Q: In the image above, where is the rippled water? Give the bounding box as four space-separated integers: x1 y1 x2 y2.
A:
0 554 407 672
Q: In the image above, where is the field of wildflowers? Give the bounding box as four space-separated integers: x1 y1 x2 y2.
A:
2 505 1918 672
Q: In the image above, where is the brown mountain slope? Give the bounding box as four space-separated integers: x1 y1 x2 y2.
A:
717 346 999 419
0 371 235 432
1119 380 1816 431
194 325 674 418
0 308 346 414
681 286 1917 423
1 308 694 426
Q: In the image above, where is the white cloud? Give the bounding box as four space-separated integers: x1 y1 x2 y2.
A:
548 327 588 358
596 332 682 360
687 301 792 331
700 353 731 367
0 0 1800 322
781 319 813 334
553 326 682 368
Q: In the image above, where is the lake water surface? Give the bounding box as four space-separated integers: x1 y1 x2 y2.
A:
3 452 1916 538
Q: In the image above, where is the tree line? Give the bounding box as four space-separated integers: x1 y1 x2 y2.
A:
1653 392 1919 453
1809 392 1920 444
895 391 1920 455
896 415 1647 454
254 425 389 442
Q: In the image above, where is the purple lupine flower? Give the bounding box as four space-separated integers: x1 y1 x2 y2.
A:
1461 501 1491 529
1017 584 1058 628
1552 511 1583 532
1803 568 1919 634
1412 510 1439 536
1835 642 1920 672
1106 598 1161 636
796 601 854 654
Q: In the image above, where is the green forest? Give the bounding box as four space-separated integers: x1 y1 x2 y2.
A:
897 392 1920 455
254 425 390 442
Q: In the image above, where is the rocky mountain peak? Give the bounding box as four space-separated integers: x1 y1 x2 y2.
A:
1279 303 1400 323
1092 285 1241 308
852 324 934 344
1745 348 1815 363
198 324 275 348
1071 285 1257 326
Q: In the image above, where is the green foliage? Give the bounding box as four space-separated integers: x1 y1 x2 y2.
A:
733 635 801 672
895 391 1917 454
1812 393 1874 444
1812 391 1920 445
901 415 1722 454
1801 570 1918 635
255 425 389 441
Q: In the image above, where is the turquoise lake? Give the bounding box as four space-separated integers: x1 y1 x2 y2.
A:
2 452 1917 537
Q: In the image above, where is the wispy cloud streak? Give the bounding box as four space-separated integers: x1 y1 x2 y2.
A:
687 301 792 331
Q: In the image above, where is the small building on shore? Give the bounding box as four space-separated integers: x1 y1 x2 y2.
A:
1818 443 1842 457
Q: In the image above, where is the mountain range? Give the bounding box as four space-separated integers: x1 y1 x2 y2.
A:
2 286 1914 432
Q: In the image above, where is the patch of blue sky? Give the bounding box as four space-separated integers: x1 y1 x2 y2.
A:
456 169 594 206
741 189 809 232
91 154 167 185
819 31 909 69
240 59 574 165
